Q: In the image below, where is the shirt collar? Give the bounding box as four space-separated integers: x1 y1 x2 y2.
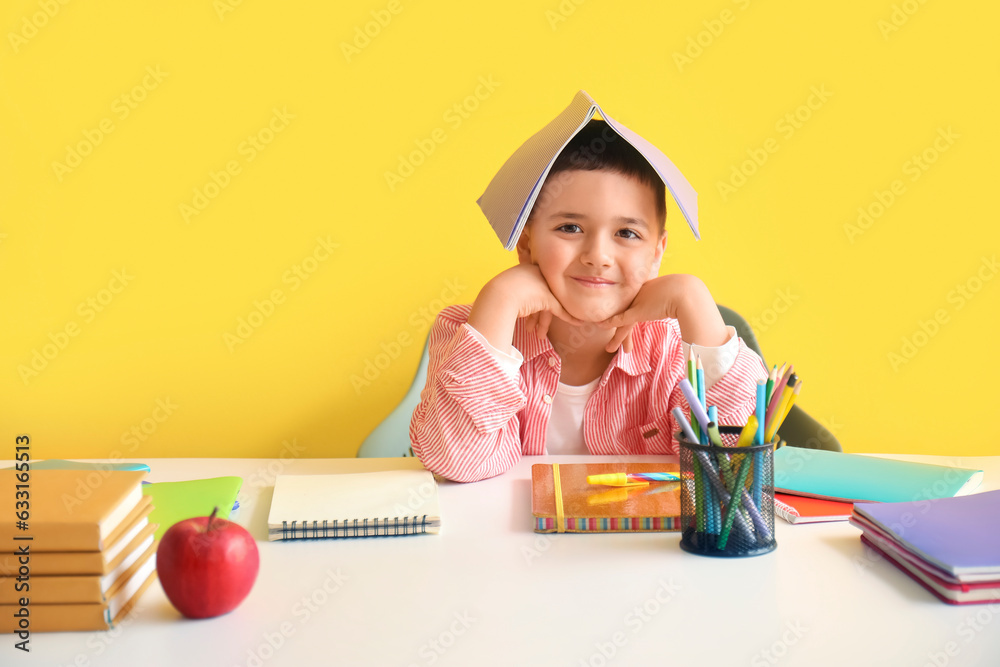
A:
511 318 653 376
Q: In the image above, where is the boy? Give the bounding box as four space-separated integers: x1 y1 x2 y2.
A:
410 119 768 483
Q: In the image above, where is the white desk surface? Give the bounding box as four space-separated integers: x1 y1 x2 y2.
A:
7 453 1000 667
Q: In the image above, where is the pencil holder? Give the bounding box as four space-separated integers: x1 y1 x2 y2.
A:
677 426 777 558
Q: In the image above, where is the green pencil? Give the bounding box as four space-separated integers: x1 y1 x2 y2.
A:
718 447 754 550
764 364 777 409
688 348 699 442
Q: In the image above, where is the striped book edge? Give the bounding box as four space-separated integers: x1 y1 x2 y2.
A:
534 516 680 533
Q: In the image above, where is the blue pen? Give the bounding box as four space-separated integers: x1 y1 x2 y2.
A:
753 379 767 506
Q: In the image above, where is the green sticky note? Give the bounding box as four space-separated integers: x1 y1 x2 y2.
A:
143 477 243 540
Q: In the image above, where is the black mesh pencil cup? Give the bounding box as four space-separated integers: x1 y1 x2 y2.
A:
677 425 777 557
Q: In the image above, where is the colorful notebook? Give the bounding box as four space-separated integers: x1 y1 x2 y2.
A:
773 447 983 503
142 476 243 540
267 470 441 540
851 490 1000 578
531 463 681 533
0 470 147 551
773 493 857 524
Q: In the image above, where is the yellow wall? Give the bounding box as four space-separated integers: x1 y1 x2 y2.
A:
2 1 998 459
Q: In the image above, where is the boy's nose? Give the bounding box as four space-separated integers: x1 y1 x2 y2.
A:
581 237 613 267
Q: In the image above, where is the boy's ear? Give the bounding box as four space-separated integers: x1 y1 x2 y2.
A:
649 230 667 279
515 224 533 265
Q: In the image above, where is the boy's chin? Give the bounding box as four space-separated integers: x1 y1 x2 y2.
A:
565 304 620 324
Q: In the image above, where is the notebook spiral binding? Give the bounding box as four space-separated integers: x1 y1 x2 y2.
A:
279 516 429 539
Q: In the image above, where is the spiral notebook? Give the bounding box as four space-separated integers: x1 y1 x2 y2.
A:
266 470 441 541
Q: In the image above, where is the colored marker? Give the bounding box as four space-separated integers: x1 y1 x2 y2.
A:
679 379 710 432
587 472 681 486
755 379 767 446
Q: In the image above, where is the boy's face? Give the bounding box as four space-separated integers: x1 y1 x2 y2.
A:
517 169 667 323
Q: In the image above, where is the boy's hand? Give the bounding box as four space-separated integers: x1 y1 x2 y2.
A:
468 265 583 352
597 274 730 352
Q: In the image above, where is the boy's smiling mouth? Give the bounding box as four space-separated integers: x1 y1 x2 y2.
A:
572 276 615 288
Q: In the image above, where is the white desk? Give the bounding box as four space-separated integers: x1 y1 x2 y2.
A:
9 454 1000 667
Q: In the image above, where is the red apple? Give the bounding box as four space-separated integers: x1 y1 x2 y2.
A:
156 506 259 619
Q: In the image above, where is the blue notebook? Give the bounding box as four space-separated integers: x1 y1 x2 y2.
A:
773 447 982 503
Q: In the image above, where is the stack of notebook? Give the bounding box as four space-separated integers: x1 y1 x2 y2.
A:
849 489 1000 605
0 470 158 632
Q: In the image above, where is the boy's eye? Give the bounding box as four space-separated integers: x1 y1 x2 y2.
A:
556 224 582 233
618 228 641 240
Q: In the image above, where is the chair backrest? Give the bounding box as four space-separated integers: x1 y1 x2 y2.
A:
356 334 430 458
717 305 841 452
356 305 841 456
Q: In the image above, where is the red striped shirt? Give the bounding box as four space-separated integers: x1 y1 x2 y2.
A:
410 304 768 483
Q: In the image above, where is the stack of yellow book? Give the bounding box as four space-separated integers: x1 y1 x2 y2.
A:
0 470 158 633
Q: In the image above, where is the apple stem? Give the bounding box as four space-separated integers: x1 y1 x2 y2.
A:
207 505 220 532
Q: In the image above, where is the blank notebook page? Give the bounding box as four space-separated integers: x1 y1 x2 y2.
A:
267 470 441 536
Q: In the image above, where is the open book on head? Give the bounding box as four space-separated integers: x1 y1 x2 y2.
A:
476 90 699 250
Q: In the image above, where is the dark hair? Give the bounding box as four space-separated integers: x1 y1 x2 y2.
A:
529 119 667 233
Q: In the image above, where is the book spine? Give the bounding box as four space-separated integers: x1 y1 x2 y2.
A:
278 516 431 539
0 523 101 552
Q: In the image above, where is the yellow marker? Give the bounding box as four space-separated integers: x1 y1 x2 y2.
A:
735 415 758 448
586 472 679 486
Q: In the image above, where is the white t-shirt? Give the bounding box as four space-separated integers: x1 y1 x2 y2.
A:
463 324 740 455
